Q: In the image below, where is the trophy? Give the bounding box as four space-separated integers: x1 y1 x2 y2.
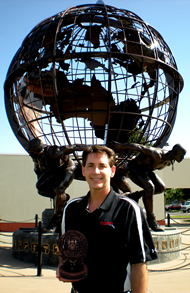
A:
58 230 88 281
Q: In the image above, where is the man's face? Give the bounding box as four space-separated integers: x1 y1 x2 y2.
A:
82 153 115 193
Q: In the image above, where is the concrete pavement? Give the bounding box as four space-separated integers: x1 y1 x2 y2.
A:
1 219 190 293
148 220 190 293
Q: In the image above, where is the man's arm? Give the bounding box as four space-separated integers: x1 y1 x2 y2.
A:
131 262 148 293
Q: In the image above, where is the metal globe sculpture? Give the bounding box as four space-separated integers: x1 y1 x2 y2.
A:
4 2 183 164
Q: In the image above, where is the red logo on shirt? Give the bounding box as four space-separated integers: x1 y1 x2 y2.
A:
100 221 113 226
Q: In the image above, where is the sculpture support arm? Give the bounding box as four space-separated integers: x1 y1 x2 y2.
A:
110 141 146 152
111 141 162 160
59 144 87 155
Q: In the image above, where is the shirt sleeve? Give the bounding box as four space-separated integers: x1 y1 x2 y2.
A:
125 200 157 264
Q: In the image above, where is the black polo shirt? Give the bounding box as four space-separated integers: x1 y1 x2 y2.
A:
62 189 157 293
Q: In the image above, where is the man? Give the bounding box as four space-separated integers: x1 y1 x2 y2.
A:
57 145 157 293
110 142 186 231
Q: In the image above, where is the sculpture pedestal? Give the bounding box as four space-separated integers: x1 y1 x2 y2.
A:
150 227 181 264
13 209 60 266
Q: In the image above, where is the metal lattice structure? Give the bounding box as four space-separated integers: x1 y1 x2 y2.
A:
4 2 183 163
58 230 88 261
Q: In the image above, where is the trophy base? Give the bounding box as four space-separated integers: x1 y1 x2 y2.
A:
59 265 88 281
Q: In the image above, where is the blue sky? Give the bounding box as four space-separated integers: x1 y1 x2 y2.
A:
1 0 190 157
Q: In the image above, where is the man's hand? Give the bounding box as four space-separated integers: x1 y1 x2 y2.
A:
56 257 71 283
56 266 78 283
56 267 65 282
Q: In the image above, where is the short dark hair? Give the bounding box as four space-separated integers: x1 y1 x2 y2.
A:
82 145 116 167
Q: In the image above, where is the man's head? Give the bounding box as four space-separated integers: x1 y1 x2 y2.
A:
172 144 186 162
82 145 116 193
82 145 116 167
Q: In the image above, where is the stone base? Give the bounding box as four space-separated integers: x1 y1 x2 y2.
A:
13 228 60 266
13 208 59 266
150 227 181 264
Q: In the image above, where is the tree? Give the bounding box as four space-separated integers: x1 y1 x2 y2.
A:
164 188 184 203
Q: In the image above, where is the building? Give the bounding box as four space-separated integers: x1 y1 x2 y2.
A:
0 154 189 232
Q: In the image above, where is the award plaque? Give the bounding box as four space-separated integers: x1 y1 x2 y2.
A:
58 230 88 281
